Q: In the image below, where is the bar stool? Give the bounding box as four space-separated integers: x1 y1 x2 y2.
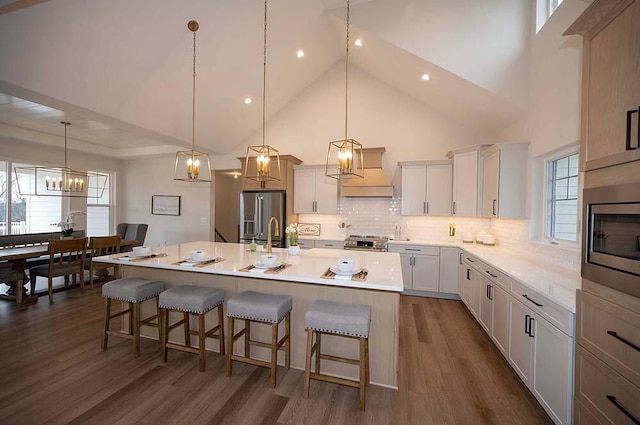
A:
159 285 225 372
303 300 371 410
101 278 165 357
226 291 292 388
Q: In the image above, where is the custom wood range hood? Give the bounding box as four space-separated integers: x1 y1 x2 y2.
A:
341 147 394 198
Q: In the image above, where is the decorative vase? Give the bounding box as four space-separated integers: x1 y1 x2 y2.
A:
288 245 300 256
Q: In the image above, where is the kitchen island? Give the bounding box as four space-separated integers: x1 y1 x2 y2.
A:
94 241 403 388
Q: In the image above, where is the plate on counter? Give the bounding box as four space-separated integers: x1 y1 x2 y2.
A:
183 257 215 264
253 262 284 269
329 266 361 276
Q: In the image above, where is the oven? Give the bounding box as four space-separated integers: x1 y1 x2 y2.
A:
583 182 640 297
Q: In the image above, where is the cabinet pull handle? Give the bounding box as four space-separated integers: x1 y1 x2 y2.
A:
459 252 463 265
453 201 456 215
423 201 426 214
467 258 475 263
486 285 490 299
525 314 530 335
606 395 640 424
492 199 497 216
426 202 429 214
405 248 421 252
522 294 543 307
626 108 639 151
607 331 640 352
489 285 493 300
466 268 470 280
528 317 535 338
486 270 498 278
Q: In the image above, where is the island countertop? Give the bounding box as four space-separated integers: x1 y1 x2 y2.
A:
94 241 404 293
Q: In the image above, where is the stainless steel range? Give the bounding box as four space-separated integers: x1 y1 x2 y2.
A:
343 235 389 252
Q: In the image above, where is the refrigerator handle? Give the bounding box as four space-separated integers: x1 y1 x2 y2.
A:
256 194 262 236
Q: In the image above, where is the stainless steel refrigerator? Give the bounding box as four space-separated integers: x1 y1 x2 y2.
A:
240 191 286 247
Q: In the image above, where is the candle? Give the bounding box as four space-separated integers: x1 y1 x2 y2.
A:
45 176 50 189
74 178 79 191
58 177 62 191
79 179 84 191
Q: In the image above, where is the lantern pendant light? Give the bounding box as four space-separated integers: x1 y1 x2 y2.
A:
326 0 364 180
244 0 281 189
174 20 212 183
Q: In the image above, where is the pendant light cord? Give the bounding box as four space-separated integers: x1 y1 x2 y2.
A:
192 27 197 154
262 0 268 148
344 0 350 141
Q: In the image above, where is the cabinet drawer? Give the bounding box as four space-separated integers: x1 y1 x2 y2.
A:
577 290 640 388
297 239 314 249
574 399 604 425
315 239 343 249
479 262 509 290
388 245 439 256
575 345 640 425
511 280 574 336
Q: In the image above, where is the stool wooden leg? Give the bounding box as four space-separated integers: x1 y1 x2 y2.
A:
359 337 366 410
161 309 169 363
133 302 141 357
285 312 291 369
315 332 322 374
183 313 191 348
226 317 234 377
365 338 370 386
198 313 206 372
270 322 278 388
244 319 251 358
217 304 225 355
303 329 313 399
101 298 111 350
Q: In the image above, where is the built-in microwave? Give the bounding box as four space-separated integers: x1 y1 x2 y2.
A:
583 183 640 297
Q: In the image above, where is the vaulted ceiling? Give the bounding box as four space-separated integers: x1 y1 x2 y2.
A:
0 0 531 159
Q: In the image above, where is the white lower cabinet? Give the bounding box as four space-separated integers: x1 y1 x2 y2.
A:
491 284 509 357
508 297 573 425
461 256 481 317
439 247 460 294
390 244 453 294
297 239 343 250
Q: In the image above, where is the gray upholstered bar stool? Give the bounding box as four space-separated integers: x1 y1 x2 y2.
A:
225 291 292 388
159 285 225 372
303 300 371 410
102 278 166 357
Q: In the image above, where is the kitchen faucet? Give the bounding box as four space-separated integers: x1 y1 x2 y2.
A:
266 216 280 253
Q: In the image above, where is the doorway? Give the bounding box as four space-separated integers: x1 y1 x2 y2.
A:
214 170 242 243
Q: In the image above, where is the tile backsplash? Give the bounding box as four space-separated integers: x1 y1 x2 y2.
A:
299 197 580 273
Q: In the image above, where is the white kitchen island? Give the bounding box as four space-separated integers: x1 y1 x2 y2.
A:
95 241 403 388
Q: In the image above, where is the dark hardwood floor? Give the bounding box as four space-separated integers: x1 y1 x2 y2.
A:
0 286 553 424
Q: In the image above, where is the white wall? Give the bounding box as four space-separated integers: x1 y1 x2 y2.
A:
333 0 532 109
118 155 211 247
214 62 492 172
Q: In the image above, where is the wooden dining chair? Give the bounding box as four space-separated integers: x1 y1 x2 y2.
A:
86 235 121 288
29 237 88 303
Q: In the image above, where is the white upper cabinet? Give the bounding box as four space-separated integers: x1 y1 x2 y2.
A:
400 161 452 216
293 166 338 214
481 142 529 219
452 149 481 217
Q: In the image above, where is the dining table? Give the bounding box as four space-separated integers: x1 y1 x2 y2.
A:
0 244 49 304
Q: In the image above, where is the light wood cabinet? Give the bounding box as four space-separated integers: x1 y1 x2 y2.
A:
481 142 529 219
293 166 338 215
565 0 640 171
400 161 453 216
238 155 302 192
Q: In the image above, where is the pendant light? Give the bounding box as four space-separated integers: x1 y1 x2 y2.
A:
14 121 109 198
326 0 364 180
244 0 281 189
174 20 212 182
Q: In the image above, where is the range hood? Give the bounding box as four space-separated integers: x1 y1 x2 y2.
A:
341 147 394 198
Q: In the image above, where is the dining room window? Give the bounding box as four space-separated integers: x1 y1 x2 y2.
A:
86 170 111 236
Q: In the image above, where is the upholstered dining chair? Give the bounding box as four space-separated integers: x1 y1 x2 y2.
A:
86 235 121 289
29 237 88 303
116 223 148 252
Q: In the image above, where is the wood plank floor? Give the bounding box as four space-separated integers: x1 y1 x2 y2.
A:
0 287 553 424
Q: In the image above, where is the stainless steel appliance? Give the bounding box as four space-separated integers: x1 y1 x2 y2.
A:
583 182 640 297
240 191 286 248
344 235 389 252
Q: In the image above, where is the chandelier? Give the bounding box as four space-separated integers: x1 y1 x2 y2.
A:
14 121 109 198
174 20 212 182
244 0 281 189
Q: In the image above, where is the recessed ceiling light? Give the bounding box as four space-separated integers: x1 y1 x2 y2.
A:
354 39 363 47
244 98 252 104
297 50 304 58
421 73 430 81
